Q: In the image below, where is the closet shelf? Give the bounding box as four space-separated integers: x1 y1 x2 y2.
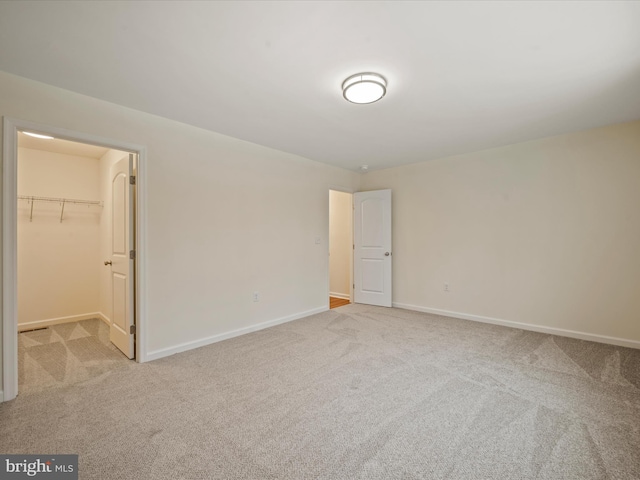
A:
19 195 103 206
18 195 103 223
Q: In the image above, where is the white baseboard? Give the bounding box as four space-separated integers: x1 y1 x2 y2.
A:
329 292 350 300
18 312 106 332
393 302 640 350
146 306 329 362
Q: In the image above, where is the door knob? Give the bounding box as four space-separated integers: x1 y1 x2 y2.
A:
104 260 112 266
385 252 390 256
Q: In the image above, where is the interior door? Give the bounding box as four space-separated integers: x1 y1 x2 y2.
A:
108 154 135 358
353 189 392 306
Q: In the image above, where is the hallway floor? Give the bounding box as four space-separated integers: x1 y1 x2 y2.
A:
330 296 350 309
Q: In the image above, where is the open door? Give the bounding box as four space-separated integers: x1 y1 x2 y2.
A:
353 189 392 307
108 154 135 358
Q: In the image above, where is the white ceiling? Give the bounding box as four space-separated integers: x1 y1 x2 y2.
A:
1 1 639 172
18 132 109 159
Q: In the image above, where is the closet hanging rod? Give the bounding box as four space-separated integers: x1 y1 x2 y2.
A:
18 195 103 207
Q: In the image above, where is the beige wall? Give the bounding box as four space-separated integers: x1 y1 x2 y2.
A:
17 148 101 326
361 121 640 343
329 190 352 298
0 70 360 388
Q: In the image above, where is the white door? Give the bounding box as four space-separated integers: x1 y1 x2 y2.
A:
108 154 135 358
353 189 392 307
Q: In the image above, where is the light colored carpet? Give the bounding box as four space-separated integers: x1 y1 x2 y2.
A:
1 304 639 479
18 318 131 395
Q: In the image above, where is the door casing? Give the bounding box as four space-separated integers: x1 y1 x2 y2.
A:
2 117 148 402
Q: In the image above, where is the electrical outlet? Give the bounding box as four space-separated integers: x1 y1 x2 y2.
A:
252 291 260 302
444 283 449 292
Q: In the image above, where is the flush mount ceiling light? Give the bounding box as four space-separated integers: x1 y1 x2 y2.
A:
342 72 387 104
22 131 54 139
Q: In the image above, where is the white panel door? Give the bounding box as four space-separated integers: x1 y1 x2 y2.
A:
108 154 135 359
353 189 392 307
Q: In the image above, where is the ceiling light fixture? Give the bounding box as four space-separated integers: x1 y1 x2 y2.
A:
22 131 54 140
342 72 387 104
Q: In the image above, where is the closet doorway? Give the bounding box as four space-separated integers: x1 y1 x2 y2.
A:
2 118 146 402
329 189 353 309
16 133 134 394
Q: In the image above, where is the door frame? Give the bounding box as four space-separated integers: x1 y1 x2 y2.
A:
327 186 354 309
2 117 148 402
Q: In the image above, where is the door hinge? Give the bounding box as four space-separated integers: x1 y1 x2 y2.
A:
129 250 136 259
130 175 136 185
353 244 355 250
130 325 136 335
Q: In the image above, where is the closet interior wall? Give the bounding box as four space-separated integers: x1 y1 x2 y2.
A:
17 146 123 330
